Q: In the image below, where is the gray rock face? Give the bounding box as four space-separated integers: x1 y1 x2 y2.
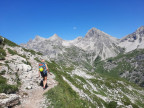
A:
21 28 121 63
21 34 64 59
119 26 144 52
0 93 20 107
74 28 120 60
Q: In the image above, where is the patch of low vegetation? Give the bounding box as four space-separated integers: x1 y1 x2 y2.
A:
93 56 101 66
0 63 3 66
4 37 18 47
121 95 139 108
107 101 117 108
23 48 43 55
0 47 6 60
82 61 93 71
37 52 43 55
15 73 21 87
34 57 41 62
22 60 31 66
5 60 10 63
7 48 18 55
4 63 13 72
74 75 87 84
0 75 18 94
19 54 27 59
0 70 6 75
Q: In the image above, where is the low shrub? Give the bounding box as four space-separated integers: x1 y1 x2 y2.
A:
7 48 17 55
0 47 6 60
0 76 18 94
107 101 117 108
4 38 18 47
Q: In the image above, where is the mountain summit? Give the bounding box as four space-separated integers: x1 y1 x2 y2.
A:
85 27 110 39
33 35 46 42
48 34 63 41
136 26 144 33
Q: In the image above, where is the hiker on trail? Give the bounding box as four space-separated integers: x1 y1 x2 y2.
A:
38 59 51 89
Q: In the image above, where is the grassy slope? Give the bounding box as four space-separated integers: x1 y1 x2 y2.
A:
44 61 94 108
44 60 144 108
0 75 18 94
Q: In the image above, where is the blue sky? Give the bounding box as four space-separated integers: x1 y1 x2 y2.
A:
0 0 144 44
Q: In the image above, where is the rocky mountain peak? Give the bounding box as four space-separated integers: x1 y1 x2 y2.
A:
35 35 43 39
33 35 46 42
136 26 144 34
52 33 59 37
74 36 83 41
85 27 110 39
48 34 63 41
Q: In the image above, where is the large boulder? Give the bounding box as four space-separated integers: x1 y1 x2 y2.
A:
0 93 20 107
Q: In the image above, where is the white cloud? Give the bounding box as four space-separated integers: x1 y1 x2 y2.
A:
73 27 77 30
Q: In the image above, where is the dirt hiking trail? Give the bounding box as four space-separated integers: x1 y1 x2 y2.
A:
15 75 58 108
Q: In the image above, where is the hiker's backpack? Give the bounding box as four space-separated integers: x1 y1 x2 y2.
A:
39 62 47 74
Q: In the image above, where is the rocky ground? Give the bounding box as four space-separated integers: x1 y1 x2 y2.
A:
15 74 57 108
0 45 57 108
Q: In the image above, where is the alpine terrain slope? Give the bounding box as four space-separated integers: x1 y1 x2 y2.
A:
119 26 144 52
0 26 144 108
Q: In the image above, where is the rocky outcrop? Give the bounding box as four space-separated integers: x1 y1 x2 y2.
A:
0 93 20 107
0 44 57 108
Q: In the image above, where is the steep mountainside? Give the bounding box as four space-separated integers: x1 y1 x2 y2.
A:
73 28 121 59
119 26 144 52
